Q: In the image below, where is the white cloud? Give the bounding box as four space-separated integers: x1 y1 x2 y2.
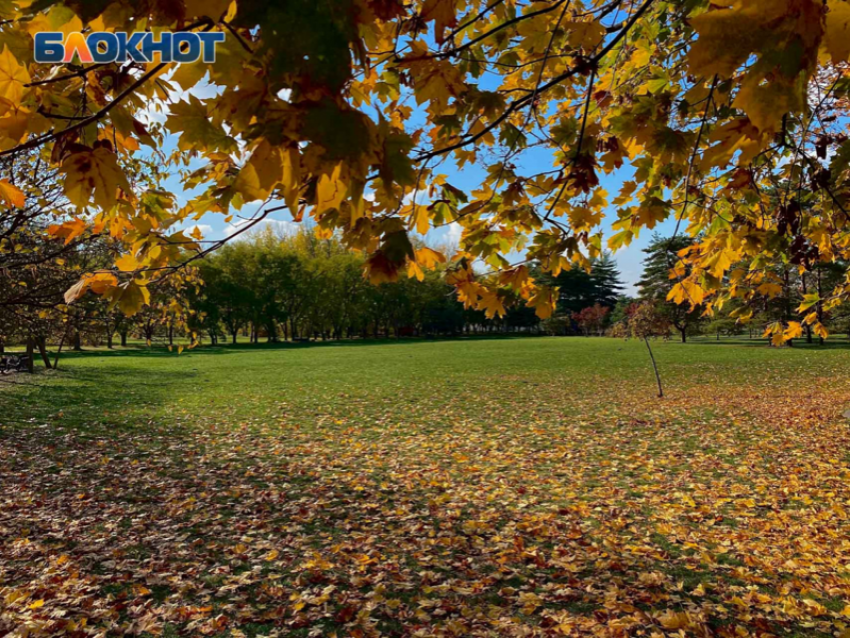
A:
445 222 463 246
402 190 429 205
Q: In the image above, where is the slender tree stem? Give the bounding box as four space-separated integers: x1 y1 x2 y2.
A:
644 336 663 398
52 327 69 371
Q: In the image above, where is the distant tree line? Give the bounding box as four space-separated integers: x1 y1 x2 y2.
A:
7 221 850 372
188 228 540 344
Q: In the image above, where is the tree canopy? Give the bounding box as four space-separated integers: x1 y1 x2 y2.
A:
2 0 850 343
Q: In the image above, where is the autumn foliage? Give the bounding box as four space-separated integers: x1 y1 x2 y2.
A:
0 0 848 339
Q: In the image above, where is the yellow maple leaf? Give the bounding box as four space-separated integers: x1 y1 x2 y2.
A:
478 289 506 319
757 282 783 298
48 218 87 245
61 147 133 211
0 46 29 104
825 0 850 63
170 60 208 91
234 139 286 203
316 164 346 214
407 260 425 282
784 321 803 340
409 203 430 235
64 272 118 304
166 95 237 153
525 285 558 319
667 280 705 307
565 20 606 50
499 265 530 291
420 0 457 42
0 178 24 208
115 253 140 272
415 246 446 269
95 280 150 316
25 5 82 40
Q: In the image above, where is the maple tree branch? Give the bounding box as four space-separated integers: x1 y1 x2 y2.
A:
37 106 91 121
479 0 574 213
446 0 508 43
1 22 217 160
542 67 596 223
439 0 572 59
415 0 655 163
220 20 254 54
144 197 277 284
26 62 116 88
781 75 842 209
669 75 718 242
0 68 164 158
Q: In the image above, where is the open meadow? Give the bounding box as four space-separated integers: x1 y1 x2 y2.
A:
4 337 850 637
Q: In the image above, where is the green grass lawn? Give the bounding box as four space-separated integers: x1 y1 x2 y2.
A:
3 337 850 637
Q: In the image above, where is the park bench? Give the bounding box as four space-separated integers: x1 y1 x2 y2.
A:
0 354 31 374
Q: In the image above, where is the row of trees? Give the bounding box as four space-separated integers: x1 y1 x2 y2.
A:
189 228 539 344
7 216 850 371
541 233 850 345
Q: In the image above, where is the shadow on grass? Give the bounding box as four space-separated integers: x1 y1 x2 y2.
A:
684 336 850 350
49 334 546 361
3 363 196 434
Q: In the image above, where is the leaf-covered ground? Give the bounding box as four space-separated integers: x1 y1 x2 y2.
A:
4 337 850 637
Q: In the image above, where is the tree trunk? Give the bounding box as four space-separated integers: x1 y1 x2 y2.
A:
817 267 825 345
783 267 793 347
120 331 128 347
107 331 113 349
644 337 663 398
53 329 69 370
72 331 82 351
679 327 687 343
37 337 52 369
231 329 238 345
25 338 35 373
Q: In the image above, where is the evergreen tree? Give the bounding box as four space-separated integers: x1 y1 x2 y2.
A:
637 234 702 343
588 253 625 309
539 253 624 315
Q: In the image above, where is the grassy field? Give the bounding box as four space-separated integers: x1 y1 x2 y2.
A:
3 337 850 637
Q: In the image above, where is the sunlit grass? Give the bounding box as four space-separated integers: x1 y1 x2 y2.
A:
3 337 850 637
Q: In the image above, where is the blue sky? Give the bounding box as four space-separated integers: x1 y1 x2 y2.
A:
155 76 677 297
